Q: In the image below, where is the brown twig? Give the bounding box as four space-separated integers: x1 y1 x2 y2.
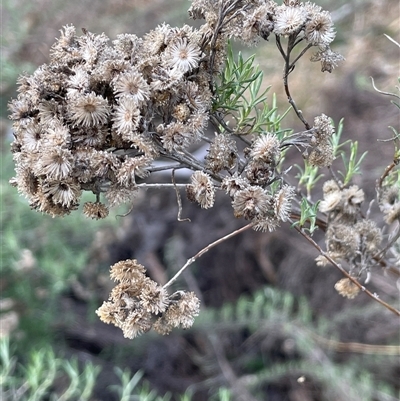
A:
172 169 191 222
376 161 398 193
370 76 400 100
308 331 400 355
292 222 400 317
163 222 254 289
277 35 311 130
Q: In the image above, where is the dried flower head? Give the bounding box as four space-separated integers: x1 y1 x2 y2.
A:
83 201 109 220
186 171 215 209
173 103 191 122
163 291 200 329
241 4 275 44
221 174 249 198
253 214 280 232
326 224 360 258
380 186 399 207
19 122 43 152
8 98 33 124
153 316 174 336
355 219 382 253
342 185 364 215
110 259 146 283
113 33 142 59
66 66 90 96
121 310 153 339
311 46 345 73
112 97 141 137
379 186 400 224
160 121 193 152
37 99 61 126
274 5 307 36
244 160 273 186
139 280 169 314
98 258 201 339
274 185 295 222
250 133 281 165
143 23 170 56
383 202 400 224
68 92 110 127
319 191 342 213
334 278 360 299
314 114 334 140
105 184 137 208
232 186 271 220
322 179 341 195
163 38 202 73
205 133 237 173
96 301 118 325
116 156 150 187
42 179 81 207
307 143 334 167
113 70 150 103
305 10 335 46
319 180 342 213
36 148 73 181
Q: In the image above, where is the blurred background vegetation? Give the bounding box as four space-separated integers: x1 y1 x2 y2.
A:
1 0 399 400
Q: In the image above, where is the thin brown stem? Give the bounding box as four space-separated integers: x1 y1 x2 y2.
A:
292 222 400 316
376 161 397 193
172 169 191 223
371 77 400 100
163 223 254 289
277 34 311 130
147 163 187 173
289 43 313 70
373 223 400 262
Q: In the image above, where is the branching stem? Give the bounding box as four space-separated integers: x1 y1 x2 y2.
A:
292 222 400 317
277 35 311 130
163 223 254 289
376 161 398 192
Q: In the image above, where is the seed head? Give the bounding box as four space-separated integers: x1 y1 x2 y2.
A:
334 278 360 299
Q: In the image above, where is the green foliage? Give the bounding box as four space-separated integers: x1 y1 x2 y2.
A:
0 337 100 401
330 118 345 158
329 119 368 185
0 336 234 401
0 151 122 348
196 287 399 401
291 197 320 234
339 141 368 186
1 0 35 117
197 287 313 332
213 43 291 136
295 160 324 200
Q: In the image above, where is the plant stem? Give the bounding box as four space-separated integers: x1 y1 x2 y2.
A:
277 34 311 130
292 223 400 316
163 222 254 289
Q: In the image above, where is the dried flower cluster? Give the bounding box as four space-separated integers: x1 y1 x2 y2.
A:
11 0 398 334
8 22 214 217
378 186 400 225
316 180 386 297
8 0 343 220
96 259 200 338
334 278 360 299
306 114 335 167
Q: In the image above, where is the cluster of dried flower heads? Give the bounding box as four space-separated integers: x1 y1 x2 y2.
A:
8 0 342 222
316 181 381 298
10 0 399 335
96 259 200 338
